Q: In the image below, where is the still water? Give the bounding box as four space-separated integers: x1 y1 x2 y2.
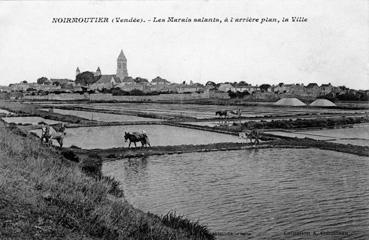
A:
268 123 369 147
41 108 161 122
2 116 61 125
32 125 242 149
103 148 369 239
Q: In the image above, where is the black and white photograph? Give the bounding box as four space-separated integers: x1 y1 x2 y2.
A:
0 0 368 239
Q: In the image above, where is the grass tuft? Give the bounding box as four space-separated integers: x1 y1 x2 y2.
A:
161 211 215 240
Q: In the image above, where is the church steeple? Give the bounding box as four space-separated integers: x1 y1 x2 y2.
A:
95 67 101 76
118 50 127 61
116 50 128 80
76 67 80 76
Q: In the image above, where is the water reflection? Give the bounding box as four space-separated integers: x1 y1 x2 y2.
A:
125 157 148 177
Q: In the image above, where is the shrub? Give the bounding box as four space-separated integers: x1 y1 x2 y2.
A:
130 89 145 96
61 149 79 162
111 88 129 96
80 153 102 178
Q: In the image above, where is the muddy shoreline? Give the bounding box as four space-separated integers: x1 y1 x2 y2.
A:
69 138 369 162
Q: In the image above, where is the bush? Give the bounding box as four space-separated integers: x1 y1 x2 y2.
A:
80 153 102 177
146 91 160 96
99 175 124 198
228 90 250 99
130 89 145 96
100 88 112 94
61 149 79 162
336 92 369 101
111 88 129 96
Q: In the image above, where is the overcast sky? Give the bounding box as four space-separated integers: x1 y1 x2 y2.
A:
0 0 368 89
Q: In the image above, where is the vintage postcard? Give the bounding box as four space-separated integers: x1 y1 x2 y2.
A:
0 1 368 239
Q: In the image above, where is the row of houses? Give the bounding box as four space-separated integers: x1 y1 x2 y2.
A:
88 76 206 93
4 76 365 100
4 76 207 94
217 83 261 94
7 82 62 92
271 83 341 97
215 82 339 96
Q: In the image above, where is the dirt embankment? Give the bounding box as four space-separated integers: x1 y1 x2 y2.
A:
68 136 369 163
269 137 369 157
69 142 272 161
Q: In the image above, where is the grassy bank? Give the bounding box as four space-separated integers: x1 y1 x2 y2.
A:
0 121 214 240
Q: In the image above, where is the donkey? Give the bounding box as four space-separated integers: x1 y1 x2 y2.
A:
124 132 151 148
215 110 228 118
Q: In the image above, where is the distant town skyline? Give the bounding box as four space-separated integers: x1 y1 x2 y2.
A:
0 0 368 90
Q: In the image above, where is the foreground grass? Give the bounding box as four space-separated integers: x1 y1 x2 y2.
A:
0 121 214 240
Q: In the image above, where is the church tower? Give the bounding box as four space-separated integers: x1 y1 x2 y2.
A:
94 67 101 77
116 50 128 80
76 67 80 76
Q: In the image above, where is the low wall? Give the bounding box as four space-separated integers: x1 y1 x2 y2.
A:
23 93 88 101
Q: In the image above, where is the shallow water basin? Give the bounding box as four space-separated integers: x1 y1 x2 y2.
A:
32 124 242 149
103 148 369 238
0 109 14 115
267 124 369 146
3 116 61 125
41 108 162 122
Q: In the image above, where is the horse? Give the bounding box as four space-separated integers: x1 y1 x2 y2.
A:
41 124 66 147
229 109 241 118
239 129 261 145
124 132 151 148
215 110 228 118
